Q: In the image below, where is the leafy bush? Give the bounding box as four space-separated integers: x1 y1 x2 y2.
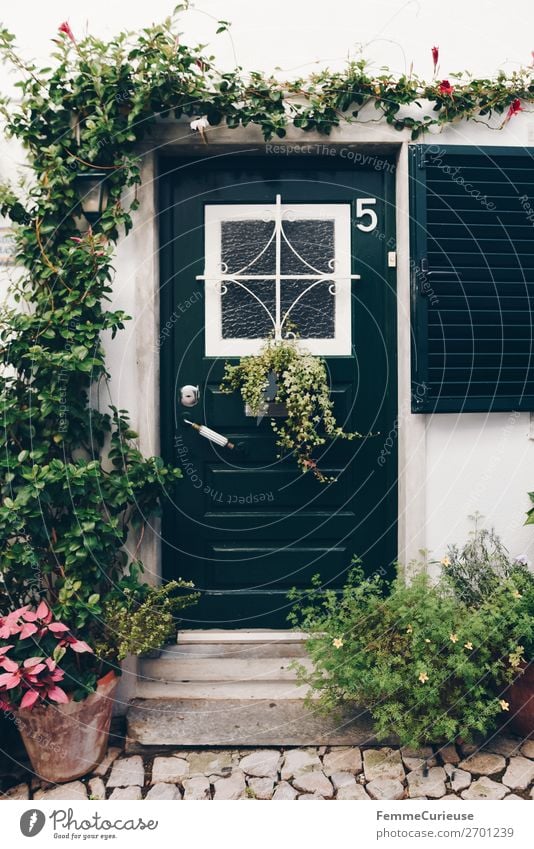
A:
290 561 533 747
94 572 199 663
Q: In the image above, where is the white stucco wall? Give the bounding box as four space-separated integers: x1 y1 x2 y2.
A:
2 0 534 567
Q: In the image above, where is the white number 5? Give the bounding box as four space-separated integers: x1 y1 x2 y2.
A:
355 198 378 232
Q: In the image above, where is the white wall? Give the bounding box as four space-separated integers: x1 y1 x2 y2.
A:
2 0 534 567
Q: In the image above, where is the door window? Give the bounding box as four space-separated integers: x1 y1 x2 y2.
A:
200 195 357 356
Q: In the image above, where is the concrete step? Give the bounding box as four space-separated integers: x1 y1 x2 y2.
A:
135 679 312 700
139 656 312 683
126 698 387 749
127 630 330 744
177 629 308 644
158 641 309 658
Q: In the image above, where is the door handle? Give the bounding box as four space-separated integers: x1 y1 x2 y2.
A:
183 419 235 450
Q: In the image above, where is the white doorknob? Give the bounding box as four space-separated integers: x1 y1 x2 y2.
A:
180 384 200 407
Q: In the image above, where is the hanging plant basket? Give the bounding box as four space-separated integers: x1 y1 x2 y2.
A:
244 398 288 418
221 338 363 482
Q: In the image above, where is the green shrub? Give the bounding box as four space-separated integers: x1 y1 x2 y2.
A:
290 562 532 747
94 571 200 662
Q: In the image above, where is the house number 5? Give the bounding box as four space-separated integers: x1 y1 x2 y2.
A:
355 198 378 232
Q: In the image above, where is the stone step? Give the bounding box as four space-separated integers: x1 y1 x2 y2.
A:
126 698 385 749
135 679 312 700
158 641 309 658
177 629 308 644
139 656 312 683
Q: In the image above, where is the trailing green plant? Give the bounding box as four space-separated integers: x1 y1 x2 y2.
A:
220 338 362 481
289 560 533 747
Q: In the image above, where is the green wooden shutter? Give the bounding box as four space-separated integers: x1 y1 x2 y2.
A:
410 145 534 413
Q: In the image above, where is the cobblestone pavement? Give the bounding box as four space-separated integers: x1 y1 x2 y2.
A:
2 735 534 800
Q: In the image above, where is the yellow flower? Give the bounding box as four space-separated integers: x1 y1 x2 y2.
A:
509 645 524 668
499 699 510 711
424 638 431 643
512 590 522 599
406 625 413 634
450 633 458 643
464 642 473 650
332 637 344 649
418 672 429 684
440 556 451 567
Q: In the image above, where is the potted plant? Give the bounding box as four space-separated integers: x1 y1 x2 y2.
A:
221 338 363 482
290 525 533 747
440 522 534 738
0 600 115 783
0 577 198 783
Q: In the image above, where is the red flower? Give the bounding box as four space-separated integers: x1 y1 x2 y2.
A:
438 80 454 96
506 99 523 121
432 46 439 73
58 21 76 44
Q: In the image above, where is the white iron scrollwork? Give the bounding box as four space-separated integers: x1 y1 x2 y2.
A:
197 194 360 342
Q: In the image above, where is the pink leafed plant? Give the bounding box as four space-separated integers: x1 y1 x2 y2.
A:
0 601 93 711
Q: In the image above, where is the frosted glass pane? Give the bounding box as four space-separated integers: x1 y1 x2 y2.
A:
281 219 335 274
221 279 275 339
221 220 275 274
281 280 335 339
213 211 343 346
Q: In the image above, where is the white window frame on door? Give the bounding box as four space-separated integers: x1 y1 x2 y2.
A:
198 195 359 357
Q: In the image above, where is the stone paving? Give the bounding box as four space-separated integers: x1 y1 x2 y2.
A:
2 735 534 800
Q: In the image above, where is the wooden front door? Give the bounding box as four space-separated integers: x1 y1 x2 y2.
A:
159 153 397 628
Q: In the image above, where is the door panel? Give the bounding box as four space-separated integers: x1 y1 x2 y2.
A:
159 155 397 628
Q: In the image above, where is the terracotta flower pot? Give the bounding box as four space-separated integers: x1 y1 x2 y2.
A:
506 661 534 738
15 671 117 783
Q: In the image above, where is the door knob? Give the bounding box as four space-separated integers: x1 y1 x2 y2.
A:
180 384 200 407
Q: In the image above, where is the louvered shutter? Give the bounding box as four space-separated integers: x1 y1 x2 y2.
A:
410 145 534 413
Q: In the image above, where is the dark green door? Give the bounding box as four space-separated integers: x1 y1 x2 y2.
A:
159 154 397 628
